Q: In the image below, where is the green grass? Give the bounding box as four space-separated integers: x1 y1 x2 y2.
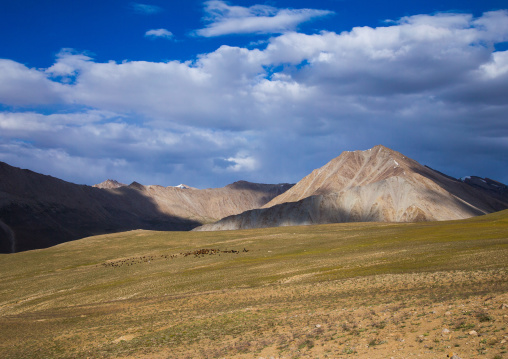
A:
0 210 507 358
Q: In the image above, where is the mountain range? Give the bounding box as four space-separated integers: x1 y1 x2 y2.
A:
0 163 292 253
195 145 508 231
1 145 507 252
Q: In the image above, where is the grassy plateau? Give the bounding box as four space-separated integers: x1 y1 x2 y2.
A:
0 210 507 358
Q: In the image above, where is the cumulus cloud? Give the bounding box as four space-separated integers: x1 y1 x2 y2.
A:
1 11 508 186
195 0 333 37
130 2 163 14
480 50 508 78
0 110 257 187
214 153 260 172
0 60 64 105
45 48 94 84
145 29 174 39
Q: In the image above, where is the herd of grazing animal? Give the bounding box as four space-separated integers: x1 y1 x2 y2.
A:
99 248 249 268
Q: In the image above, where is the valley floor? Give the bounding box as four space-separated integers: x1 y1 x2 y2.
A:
2 270 508 359
0 213 507 358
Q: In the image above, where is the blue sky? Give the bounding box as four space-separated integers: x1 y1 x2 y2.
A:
0 0 507 187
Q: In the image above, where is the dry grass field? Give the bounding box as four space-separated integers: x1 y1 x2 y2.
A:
1 210 507 358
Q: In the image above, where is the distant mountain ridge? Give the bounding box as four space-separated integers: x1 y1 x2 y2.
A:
196 145 508 231
2 145 507 252
0 162 292 253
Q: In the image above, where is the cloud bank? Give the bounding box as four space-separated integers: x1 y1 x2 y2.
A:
1 10 508 187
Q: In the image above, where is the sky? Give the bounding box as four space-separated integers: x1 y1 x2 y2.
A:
0 0 507 188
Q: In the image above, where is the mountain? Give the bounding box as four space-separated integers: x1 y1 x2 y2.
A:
0 162 292 253
115 180 293 224
459 176 508 196
173 184 194 189
93 179 126 189
3 145 506 251
196 145 508 231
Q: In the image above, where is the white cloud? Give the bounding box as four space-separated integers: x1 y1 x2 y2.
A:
130 3 163 15
145 29 174 39
0 110 257 187
480 50 508 78
0 60 63 105
1 11 508 186
216 153 260 172
46 48 94 79
473 10 508 42
195 0 333 37
0 110 120 134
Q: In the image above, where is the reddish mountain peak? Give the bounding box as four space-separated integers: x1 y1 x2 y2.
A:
263 145 420 207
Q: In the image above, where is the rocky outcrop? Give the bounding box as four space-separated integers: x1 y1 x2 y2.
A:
196 145 508 231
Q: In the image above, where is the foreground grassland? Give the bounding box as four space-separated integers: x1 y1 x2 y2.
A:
1 210 507 358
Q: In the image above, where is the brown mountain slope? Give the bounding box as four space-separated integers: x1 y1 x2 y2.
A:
196 145 508 231
117 180 293 224
0 162 292 253
262 145 412 206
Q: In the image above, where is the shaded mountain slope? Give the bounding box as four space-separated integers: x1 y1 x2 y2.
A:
0 163 197 253
196 145 508 231
120 180 293 224
0 162 292 252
